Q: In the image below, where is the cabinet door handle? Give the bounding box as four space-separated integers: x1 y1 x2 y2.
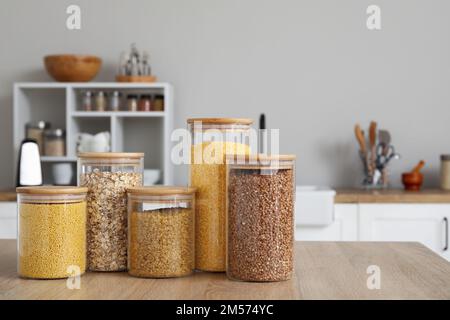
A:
444 217 449 251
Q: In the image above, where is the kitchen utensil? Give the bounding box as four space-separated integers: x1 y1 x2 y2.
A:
378 129 391 154
412 160 425 173
259 113 267 154
355 124 373 183
402 172 423 191
76 132 110 153
376 144 399 169
44 55 101 82
369 121 377 176
16 139 42 187
354 124 366 154
52 162 73 185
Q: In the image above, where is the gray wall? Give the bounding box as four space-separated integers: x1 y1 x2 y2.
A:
1 0 449 188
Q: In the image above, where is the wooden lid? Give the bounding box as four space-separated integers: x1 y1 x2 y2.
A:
226 154 296 169
16 186 88 195
226 154 296 161
187 118 253 125
78 152 144 159
127 186 197 196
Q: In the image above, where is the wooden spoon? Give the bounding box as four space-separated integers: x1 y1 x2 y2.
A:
354 124 366 153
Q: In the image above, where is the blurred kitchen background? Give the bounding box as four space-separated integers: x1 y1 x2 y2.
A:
1 0 450 188
3 0 450 262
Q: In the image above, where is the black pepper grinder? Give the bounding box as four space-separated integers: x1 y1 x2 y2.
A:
259 113 267 154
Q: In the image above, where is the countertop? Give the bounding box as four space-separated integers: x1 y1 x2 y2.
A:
1 240 450 299
335 188 450 204
0 190 16 202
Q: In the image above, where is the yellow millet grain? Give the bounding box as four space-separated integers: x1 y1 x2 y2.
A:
18 201 86 279
190 141 249 272
128 208 194 278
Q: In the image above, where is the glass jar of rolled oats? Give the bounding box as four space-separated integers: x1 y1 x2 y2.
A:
78 152 144 271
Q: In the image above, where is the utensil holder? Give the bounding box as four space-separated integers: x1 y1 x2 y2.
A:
360 150 389 189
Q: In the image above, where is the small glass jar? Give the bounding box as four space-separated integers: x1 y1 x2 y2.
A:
138 95 152 112
95 91 107 111
226 154 296 282
26 121 50 155
188 118 253 272
153 94 164 111
127 94 139 111
16 186 88 279
44 129 65 156
440 155 450 190
109 91 122 111
81 91 93 111
127 186 196 278
78 152 144 271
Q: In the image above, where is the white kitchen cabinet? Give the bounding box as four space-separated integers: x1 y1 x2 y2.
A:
359 204 450 261
0 202 17 239
295 204 358 241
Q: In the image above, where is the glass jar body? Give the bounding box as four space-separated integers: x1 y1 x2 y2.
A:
17 192 87 279
226 157 295 282
127 192 195 278
78 154 144 271
188 120 252 272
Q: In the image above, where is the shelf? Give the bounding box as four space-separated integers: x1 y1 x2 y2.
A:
15 82 171 89
71 111 165 118
14 82 174 185
41 156 77 162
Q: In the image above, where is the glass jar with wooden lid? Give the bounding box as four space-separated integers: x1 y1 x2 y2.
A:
226 154 296 282
77 152 144 271
16 186 88 279
127 186 196 278
187 117 253 272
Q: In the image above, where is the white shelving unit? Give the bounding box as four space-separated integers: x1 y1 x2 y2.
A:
13 82 174 185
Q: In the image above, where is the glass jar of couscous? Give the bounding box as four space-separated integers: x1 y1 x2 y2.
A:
16 186 88 279
188 118 253 272
127 186 196 278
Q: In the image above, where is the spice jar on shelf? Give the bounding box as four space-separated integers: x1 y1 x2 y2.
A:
126 94 139 111
17 186 88 279
81 91 93 111
188 117 253 272
109 91 122 111
44 129 65 156
127 186 196 278
138 95 152 111
78 152 144 272
153 94 164 111
95 91 107 111
226 154 296 282
26 121 50 155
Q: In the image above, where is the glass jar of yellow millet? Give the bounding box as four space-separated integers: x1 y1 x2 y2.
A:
16 186 88 279
188 117 253 272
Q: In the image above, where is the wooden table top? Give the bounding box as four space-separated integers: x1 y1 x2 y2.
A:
335 188 450 204
1 240 450 300
0 190 16 202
